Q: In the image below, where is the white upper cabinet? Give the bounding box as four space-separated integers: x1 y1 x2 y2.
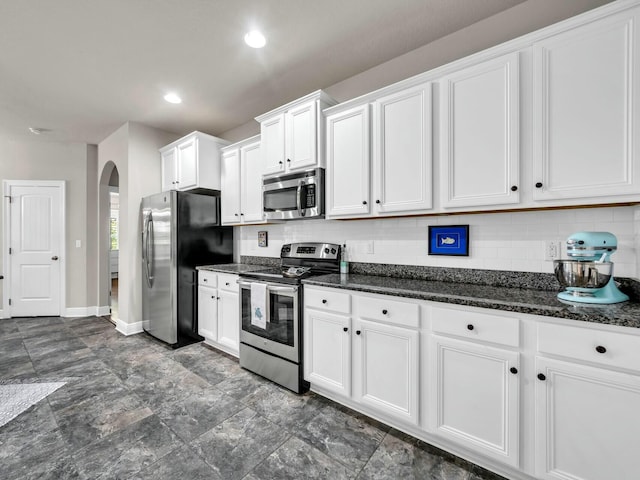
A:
440 52 520 209
325 104 371 217
160 131 229 192
532 8 640 202
325 82 433 219
220 135 265 225
373 82 433 214
257 90 337 176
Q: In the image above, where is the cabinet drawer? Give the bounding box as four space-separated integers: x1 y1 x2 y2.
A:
198 270 217 287
354 294 419 329
431 306 519 347
538 322 640 372
305 288 351 314
218 273 239 293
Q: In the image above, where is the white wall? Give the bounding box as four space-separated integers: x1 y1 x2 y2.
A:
0 137 96 309
239 206 639 280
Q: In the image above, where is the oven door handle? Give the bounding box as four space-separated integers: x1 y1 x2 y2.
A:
238 280 298 293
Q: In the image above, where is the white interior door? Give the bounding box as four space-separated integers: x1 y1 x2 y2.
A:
7 182 64 317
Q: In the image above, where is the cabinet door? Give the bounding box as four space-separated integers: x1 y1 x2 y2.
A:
373 82 432 214
217 289 239 356
286 100 317 171
177 137 198 190
440 53 520 208
353 318 419 425
197 284 218 341
429 335 520 467
240 140 265 223
161 148 177 191
221 149 241 225
535 357 640 480
326 104 371 218
261 114 286 175
304 308 351 397
533 11 640 201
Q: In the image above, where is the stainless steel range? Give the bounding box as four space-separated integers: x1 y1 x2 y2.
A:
238 242 341 393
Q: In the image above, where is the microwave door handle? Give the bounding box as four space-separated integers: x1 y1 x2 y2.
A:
296 180 304 217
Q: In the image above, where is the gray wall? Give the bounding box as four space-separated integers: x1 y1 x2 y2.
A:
0 138 96 309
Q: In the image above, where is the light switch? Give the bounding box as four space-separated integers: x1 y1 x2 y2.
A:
75 240 81 248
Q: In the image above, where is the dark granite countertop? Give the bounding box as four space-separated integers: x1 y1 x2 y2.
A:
196 263 273 274
303 273 640 329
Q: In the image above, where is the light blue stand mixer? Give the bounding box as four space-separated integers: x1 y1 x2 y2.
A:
553 232 629 304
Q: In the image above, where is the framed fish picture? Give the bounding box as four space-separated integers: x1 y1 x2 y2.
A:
428 225 469 256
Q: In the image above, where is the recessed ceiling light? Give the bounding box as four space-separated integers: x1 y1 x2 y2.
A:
244 30 266 48
164 93 182 104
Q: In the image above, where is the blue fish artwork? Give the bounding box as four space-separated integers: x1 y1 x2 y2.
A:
254 307 263 320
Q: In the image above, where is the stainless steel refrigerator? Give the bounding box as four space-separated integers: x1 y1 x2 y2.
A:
141 190 233 347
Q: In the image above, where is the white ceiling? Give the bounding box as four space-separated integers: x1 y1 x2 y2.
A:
0 0 529 144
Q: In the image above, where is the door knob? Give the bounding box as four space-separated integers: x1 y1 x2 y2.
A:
51 256 59 261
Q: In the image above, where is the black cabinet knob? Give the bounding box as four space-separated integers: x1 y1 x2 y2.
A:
511 185 518 192
537 373 546 381
362 200 367 205
287 159 291 163
356 330 361 335
596 345 607 354
382 309 388 315
203 278 208 282
375 199 381 204
240 213 244 216
510 367 518 375
279 161 283 165
343 327 348 332
322 299 327 304
211 295 215 299
225 282 230 286
535 182 543 188
467 324 474 331
217 296 220 300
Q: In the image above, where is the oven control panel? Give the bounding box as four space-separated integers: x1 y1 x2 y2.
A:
281 242 341 260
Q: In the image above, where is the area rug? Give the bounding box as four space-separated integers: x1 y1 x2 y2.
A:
0 381 66 427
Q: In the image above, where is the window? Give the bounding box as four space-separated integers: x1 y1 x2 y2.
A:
109 191 119 251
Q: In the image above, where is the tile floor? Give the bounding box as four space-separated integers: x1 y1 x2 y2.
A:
0 316 507 480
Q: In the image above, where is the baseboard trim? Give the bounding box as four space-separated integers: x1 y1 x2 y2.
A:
0 309 4 319
115 319 144 336
61 306 112 318
95 305 111 317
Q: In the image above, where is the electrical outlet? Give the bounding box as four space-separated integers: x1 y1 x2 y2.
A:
544 240 561 261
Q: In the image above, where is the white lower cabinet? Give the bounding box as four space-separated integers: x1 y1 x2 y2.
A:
197 271 239 357
535 356 640 480
428 335 520 467
304 308 351 397
304 286 640 480
353 317 420 425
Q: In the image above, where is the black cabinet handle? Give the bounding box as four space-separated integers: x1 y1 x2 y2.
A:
362 200 367 205
211 295 215 299
535 182 543 188
203 278 208 282
511 185 518 192
356 330 361 335
375 199 381 204
537 373 546 381
596 345 607 354
467 324 474 331
322 299 327 304
382 309 388 315
279 160 283 165
510 367 518 375
225 282 230 286
234 213 239 217
287 159 291 163
343 327 348 332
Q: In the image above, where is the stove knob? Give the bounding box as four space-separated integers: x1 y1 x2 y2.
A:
331 248 336 254
324 248 330 254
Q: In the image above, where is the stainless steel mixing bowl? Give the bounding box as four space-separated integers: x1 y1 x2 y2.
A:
553 260 613 289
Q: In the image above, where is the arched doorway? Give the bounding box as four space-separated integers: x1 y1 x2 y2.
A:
99 162 119 324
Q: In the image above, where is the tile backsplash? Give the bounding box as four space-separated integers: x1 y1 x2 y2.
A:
238 206 639 279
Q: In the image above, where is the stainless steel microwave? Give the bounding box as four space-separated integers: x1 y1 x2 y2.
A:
263 168 324 221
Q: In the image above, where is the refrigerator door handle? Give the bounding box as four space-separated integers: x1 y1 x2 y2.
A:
145 213 154 287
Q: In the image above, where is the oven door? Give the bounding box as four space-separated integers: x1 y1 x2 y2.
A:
239 280 300 363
